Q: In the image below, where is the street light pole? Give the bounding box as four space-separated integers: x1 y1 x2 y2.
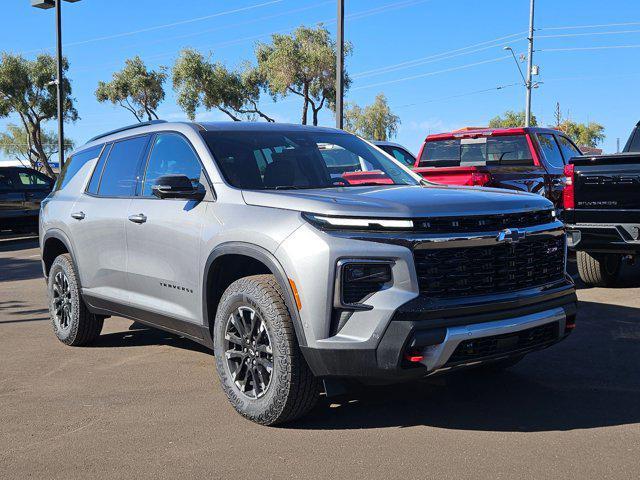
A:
31 0 81 170
335 0 344 129
525 0 535 127
55 0 64 168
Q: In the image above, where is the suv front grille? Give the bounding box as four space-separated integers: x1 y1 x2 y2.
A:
414 235 565 298
413 210 554 233
446 321 559 365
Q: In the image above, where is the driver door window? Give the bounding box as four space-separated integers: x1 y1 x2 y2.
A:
141 133 203 197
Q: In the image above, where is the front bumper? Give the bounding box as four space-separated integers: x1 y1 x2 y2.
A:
301 285 576 382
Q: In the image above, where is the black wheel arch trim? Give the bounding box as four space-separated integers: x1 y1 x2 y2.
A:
202 242 307 347
41 228 78 280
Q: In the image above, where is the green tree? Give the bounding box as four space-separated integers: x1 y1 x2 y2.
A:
96 56 167 122
557 120 605 147
256 25 352 125
0 123 73 171
344 93 400 141
0 52 78 177
172 49 274 122
551 102 605 147
488 110 537 128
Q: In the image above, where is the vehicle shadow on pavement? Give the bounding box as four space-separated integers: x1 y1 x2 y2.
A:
292 300 640 432
91 323 212 355
574 261 640 290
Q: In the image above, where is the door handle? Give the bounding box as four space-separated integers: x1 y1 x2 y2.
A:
71 211 85 220
128 213 147 224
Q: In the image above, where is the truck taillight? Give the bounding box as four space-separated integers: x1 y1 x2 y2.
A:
563 164 575 209
468 171 491 186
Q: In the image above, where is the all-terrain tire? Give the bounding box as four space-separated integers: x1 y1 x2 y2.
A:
213 274 319 425
47 253 103 346
576 251 621 287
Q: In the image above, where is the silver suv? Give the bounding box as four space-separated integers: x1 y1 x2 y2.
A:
40 121 577 425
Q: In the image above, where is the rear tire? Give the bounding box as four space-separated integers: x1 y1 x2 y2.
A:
47 253 103 346
576 251 621 287
213 274 319 425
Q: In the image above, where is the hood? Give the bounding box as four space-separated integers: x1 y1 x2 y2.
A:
241 184 552 218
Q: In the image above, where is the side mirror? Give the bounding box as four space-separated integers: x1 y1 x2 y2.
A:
152 174 204 200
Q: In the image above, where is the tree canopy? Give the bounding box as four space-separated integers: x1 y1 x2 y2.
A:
0 123 73 170
552 102 605 147
256 25 351 125
172 49 273 122
0 52 78 177
96 56 167 122
488 110 538 128
344 93 400 141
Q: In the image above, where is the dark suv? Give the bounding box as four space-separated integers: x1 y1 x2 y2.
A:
0 166 53 233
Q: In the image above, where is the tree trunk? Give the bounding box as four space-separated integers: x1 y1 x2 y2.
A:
301 83 309 125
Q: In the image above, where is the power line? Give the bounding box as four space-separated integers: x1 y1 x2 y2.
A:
538 21 640 31
537 29 640 39
537 44 640 53
352 31 526 79
393 83 519 109
352 56 510 91
21 0 284 54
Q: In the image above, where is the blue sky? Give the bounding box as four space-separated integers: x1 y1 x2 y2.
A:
2 0 639 156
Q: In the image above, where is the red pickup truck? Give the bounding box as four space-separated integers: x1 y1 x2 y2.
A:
413 127 583 208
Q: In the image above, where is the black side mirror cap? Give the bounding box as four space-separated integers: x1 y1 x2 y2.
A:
151 174 205 201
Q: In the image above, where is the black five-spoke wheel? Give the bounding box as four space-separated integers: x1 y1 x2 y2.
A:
224 306 274 399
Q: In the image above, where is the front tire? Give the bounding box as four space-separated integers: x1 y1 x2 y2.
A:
576 251 621 287
213 275 319 425
47 253 103 346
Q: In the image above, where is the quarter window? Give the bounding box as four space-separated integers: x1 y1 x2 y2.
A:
56 145 103 191
556 135 581 163
141 134 202 197
537 134 564 169
97 136 149 197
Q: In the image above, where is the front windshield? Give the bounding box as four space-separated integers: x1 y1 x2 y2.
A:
201 130 420 190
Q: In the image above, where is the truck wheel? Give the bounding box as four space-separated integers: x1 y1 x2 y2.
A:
213 274 319 425
576 251 621 287
47 254 103 346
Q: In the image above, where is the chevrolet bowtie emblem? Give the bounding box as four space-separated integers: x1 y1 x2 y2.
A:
497 228 526 244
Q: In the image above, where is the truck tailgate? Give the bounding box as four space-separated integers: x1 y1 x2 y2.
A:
569 153 640 223
412 166 488 186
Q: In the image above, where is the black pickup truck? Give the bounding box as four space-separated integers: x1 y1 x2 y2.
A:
563 121 640 286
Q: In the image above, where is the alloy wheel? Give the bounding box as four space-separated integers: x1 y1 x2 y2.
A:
52 271 73 333
224 306 274 399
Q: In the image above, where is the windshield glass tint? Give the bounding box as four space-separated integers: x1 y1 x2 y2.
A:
420 135 532 166
201 130 419 189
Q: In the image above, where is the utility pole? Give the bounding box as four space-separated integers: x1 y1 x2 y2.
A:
525 0 535 127
335 0 344 129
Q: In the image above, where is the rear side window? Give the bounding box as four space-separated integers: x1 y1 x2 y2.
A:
537 134 564 169
380 146 415 166
17 170 51 188
56 145 103 191
97 136 149 197
556 135 581 163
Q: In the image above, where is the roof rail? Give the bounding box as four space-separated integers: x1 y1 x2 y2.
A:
85 119 167 144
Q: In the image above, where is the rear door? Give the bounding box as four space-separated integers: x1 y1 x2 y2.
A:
69 135 150 304
535 133 568 206
125 132 211 332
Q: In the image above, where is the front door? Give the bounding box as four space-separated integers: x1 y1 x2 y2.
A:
125 132 209 333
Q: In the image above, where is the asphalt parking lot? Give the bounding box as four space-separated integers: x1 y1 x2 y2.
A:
1 238 639 479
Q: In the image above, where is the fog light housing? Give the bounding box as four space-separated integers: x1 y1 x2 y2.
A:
335 260 393 309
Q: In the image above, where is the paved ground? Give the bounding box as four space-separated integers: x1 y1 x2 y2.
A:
1 238 639 480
